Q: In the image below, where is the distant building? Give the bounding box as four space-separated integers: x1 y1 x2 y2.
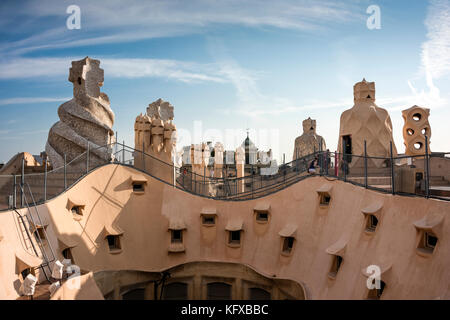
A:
180 132 276 178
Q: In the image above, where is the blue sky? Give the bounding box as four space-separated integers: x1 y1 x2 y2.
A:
0 0 449 164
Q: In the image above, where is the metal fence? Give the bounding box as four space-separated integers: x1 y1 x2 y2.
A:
1 140 449 211
320 141 449 201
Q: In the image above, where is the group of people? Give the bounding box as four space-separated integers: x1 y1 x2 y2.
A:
308 150 332 174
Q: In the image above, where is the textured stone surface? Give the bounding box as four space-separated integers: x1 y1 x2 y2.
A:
46 57 115 170
402 105 431 156
134 99 177 182
146 98 174 121
293 118 326 160
337 79 397 168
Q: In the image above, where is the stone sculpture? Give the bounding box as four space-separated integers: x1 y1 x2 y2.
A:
46 57 115 170
337 79 397 168
235 146 245 193
213 142 224 178
147 98 174 121
292 118 326 160
402 105 431 156
134 99 177 182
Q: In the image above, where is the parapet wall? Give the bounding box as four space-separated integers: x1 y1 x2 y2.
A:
0 164 449 299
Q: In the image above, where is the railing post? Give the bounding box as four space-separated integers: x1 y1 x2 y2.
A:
122 140 125 164
334 151 338 177
142 141 145 172
390 141 395 195
342 145 346 182
319 138 323 176
12 174 16 209
86 141 90 174
21 156 24 208
114 131 118 158
364 140 368 189
260 170 262 189
173 152 176 188
425 135 430 198
251 164 254 199
44 156 47 202
64 154 67 190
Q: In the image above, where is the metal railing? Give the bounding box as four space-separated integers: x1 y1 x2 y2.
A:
1 139 449 211
13 182 56 280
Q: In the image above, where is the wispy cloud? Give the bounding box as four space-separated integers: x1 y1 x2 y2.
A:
215 58 353 117
0 96 70 106
0 57 227 83
421 0 450 80
407 0 450 110
102 58 226 83
215 56 438 118
20 129 48 135
0 0 363 56
23 0 360 29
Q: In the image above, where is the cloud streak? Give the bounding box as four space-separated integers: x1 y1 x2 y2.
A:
0 0 363 55
215 58 351 117
0 96 70 106
421 0 450 80
407 0 450 110
0 57 228 83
